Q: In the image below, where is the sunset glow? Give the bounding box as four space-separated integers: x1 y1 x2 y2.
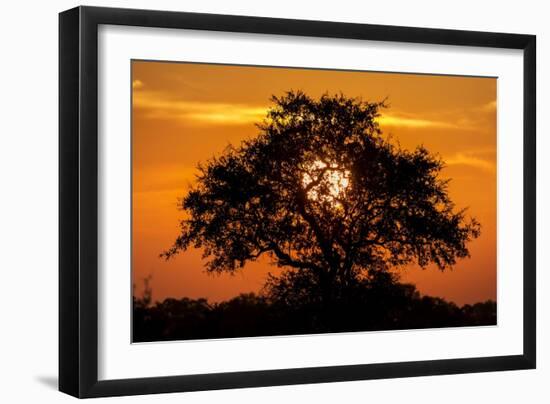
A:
132 61 497 306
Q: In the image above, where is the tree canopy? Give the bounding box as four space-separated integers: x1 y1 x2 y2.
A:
163 91 480 301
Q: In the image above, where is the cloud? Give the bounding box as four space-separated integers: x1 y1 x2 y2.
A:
133 90 496 132
480 100 497 112
377 101 497 131
135 91 462 129
133 90 267 125
377 114 458 129
445 152 496 173
132 79 144 90
133 164 200 193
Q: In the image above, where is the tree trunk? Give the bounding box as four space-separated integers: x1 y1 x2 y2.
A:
318 268 338 330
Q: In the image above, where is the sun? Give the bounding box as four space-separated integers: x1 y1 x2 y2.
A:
302 160 350 207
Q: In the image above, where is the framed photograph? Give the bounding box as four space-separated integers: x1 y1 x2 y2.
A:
59 6 536 398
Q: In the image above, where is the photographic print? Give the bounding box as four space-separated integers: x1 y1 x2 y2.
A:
131 61 497 343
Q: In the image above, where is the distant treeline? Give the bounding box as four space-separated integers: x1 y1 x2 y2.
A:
133 274 496 342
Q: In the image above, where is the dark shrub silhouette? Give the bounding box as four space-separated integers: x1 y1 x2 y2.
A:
133 277 496 342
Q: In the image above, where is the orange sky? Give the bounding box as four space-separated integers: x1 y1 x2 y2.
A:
132 60 497 306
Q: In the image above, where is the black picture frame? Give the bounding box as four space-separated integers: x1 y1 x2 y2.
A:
59 5 536 398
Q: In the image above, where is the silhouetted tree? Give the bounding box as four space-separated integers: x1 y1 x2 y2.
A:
163 91 480 305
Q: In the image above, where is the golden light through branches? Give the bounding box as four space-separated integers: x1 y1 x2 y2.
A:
302 160 351 208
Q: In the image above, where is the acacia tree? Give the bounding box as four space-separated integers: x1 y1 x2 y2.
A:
163 91 480 304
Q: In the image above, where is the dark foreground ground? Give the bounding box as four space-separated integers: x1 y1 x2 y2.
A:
133 278 496 342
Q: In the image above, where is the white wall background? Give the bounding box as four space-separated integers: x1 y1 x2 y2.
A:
0 0 546 402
